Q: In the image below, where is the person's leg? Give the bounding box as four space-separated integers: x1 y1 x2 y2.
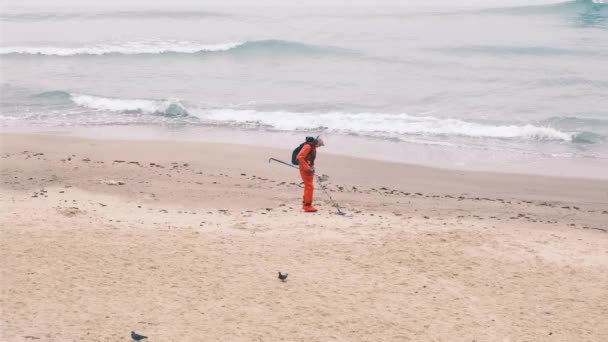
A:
300 170 316 212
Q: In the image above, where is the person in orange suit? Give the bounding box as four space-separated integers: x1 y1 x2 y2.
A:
297 137 324 212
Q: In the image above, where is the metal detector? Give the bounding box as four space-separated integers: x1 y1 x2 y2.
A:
268 158 346 216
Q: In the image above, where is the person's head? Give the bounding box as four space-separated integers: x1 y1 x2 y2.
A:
315 137 324 148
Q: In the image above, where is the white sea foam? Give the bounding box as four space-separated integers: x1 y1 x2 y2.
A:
0 41 244 56
194 109 574 142
70 94 187 116
61 93 574 141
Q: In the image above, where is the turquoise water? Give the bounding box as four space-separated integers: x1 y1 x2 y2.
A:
1 0 607 178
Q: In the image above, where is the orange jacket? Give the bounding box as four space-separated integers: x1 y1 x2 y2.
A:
296 143 316 172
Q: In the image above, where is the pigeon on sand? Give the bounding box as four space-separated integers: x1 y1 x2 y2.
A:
131 331 147 341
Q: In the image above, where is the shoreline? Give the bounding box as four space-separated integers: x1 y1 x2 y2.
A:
2 132 608 341
2 125 607 180
2 132 608 196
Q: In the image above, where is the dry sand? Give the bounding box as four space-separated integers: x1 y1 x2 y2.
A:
1 133 607 342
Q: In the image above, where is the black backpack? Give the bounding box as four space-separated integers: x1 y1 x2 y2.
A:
292 137 315 165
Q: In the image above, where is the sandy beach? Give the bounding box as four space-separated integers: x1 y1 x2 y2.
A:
1 133 607 342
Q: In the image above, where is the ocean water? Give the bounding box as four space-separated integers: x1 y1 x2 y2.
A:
1 0 607 178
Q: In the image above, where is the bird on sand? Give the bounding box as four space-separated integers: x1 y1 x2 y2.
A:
278 272 288 282
131 331 148 341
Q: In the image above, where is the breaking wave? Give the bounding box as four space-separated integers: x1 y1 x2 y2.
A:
27 92 601 143
34 91 189 117
0 40 349 57
541 116 608 144
194 109 576 142
70 94 188 117
571 131 604 144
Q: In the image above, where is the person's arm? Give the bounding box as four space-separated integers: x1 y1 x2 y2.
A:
296 144 312 172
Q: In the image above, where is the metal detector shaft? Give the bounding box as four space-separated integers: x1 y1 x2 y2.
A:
268 158 297 169
317 179 346 215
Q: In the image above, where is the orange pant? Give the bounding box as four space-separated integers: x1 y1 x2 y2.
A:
299 169 314 206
